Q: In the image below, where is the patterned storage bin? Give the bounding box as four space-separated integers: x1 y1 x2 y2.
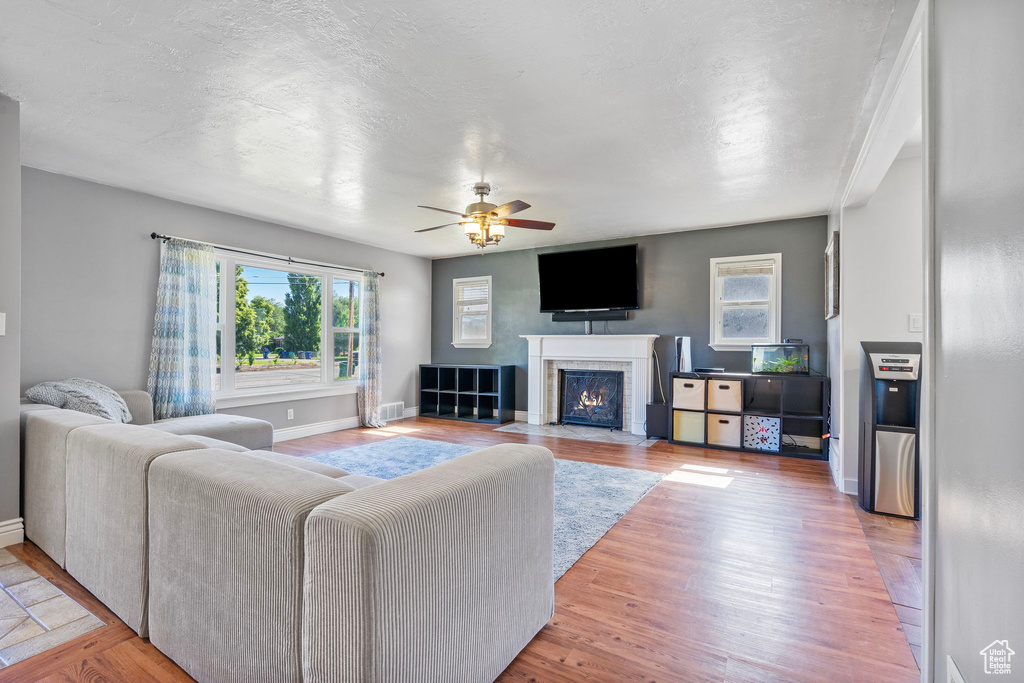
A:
743 415 781 452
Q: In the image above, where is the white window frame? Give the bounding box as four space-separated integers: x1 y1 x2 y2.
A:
214 251 361 408
709 253 782 351
330 275 361 382
452 275 492 348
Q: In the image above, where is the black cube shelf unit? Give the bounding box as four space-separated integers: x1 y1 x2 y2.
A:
668 371 830 460
419 364 516 424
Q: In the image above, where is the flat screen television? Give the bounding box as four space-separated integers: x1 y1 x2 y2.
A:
538 244 639 312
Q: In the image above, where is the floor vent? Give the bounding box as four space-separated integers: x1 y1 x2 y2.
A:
381 402 406 422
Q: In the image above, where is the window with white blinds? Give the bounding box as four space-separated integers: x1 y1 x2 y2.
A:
452 276 493 348
709 253 782 350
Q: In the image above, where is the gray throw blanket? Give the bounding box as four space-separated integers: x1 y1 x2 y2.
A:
26 378 133 423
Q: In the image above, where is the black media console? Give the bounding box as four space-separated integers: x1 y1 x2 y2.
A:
418 364 516 424
668 371 829 459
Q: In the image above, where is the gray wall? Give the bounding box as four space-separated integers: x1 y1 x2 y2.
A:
20 168 432 430
431 217 828 412
0 96 21 527
931 2 1024 679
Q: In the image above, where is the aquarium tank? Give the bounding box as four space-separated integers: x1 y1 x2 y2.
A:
751 344 809 374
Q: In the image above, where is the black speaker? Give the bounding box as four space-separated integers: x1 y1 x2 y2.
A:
645 403 669 439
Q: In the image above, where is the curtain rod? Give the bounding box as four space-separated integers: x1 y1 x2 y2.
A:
150 232 384 277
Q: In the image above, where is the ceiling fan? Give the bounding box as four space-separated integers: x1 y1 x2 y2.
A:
416 182 555 248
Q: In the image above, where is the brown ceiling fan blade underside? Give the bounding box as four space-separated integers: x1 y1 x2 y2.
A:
415 222 461 233
417 205 467 217
504 218 555 230
492 200 531 217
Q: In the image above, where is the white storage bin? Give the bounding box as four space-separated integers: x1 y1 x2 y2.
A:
707 413 742 448
673 410 705 443
672 378 705 410
707 380 742 413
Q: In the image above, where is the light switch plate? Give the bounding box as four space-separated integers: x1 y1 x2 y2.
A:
908 314 923 333
0 312 5 336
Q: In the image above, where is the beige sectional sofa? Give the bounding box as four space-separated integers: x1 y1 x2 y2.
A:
20 398 555 682
19 389 274 567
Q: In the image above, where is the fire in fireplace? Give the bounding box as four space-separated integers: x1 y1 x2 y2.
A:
558 369 624 429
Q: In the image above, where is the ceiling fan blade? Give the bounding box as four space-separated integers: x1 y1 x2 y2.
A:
417 205 467 217
415 222 461 233
503 218 555 230
492 200 531 217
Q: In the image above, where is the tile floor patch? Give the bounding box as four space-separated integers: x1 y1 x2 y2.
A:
0 550 17 567
0 617 25 640
0 620 44 650
0 563 37 588
7 577 61 607
0 593 25 620
0 615 104 666
27 595 89 630
0 554 103 669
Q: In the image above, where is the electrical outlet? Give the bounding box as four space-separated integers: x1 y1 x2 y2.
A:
908 314 923 333
286 409 294 420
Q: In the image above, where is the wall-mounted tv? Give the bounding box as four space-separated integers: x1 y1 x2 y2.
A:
538 244 640 312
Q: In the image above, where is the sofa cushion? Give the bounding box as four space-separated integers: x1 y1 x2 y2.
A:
117 390 155 425
301 444 556 682
64 425 211 636
336 474 385 490
21 409 112 566
150 413 273 451
25 378 133 422
148 450 353 683
20 401 59 415
181 435 249 452
250 450 350 478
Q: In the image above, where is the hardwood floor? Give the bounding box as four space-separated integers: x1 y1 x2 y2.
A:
851 498 923 669
1 417 920 682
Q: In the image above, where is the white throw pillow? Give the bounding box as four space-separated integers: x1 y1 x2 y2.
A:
25 378 133 423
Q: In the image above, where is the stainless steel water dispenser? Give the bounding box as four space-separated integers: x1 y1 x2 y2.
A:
858 341 922 519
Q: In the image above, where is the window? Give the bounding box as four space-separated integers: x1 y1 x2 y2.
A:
214 252 360 402
709 253 781 351
452 276 492 348
332 277 360 380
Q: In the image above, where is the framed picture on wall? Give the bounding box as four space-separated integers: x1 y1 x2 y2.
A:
825 231 839 319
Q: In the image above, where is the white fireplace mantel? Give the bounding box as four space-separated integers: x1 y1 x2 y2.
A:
520 334 659 435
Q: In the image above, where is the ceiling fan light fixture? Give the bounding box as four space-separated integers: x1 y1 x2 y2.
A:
417 182 554 249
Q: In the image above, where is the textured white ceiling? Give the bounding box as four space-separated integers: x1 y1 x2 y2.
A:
0 0 912 258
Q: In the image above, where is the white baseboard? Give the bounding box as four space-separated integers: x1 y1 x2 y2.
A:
514 410 528 422
843 478 858 496
274 406 420 442
274 416 360 443
0 518 24 548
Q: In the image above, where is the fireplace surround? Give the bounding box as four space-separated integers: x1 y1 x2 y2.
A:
521 334 659 435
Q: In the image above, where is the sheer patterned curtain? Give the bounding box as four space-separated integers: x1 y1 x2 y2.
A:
357 271 386 428
147 238 217 419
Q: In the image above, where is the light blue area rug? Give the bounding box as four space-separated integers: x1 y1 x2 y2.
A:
308 436 664 579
